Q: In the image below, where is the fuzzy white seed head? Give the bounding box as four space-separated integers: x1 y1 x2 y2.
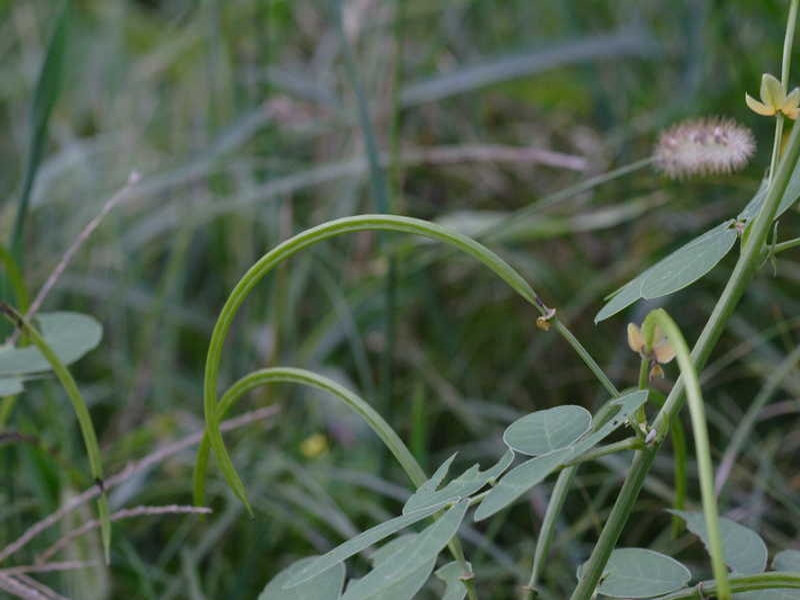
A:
654 118 755 179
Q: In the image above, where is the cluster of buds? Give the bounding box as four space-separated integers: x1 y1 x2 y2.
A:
627 323 676 381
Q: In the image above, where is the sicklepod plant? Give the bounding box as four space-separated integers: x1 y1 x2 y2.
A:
197 2 800 598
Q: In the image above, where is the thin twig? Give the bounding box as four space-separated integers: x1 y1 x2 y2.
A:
11 575 69 600
0 561 98 576
398 144 589 172
8 172 141 345
0 574 50 600
37 505 212 563
0 405 279 563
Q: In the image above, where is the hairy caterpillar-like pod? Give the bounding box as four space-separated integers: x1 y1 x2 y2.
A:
654 118 755 179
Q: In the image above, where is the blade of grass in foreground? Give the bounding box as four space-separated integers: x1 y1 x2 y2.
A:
11 1 70 260
0 303 110 565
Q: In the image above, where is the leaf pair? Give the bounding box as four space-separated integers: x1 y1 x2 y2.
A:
0 306 110 563
259 543 471 600
578 548 691 598
403 449 514 514
0 312 102 394
585 512 800 599
595 158 800 322
672 510 800 599
670 510 767 575
258 446 518 598
474 390 648 520
260 501 470 600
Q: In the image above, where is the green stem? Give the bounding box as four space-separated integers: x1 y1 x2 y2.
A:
524 388 623 599
570 11 800 594
0 247 29 314
564 437 642 467
0 396 17 428
643 310 730 598
553 320 618 398
203 215 535 511
670 415 688 537
769 116 784 184
333 1 400 483
782 0 799 90
524 467 575 599
637 358 650 391
633 356 650 436
201 214 614 511
0 303 110 565
773 235 800 253
655 572 800 600
192 367 471 582
333 0 389 217
768 0 797 183
194 367 426 503
467 440 639 516
199 214 614 600
483 157 655 241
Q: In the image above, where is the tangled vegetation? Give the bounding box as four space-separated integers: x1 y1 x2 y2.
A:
1 1 799 599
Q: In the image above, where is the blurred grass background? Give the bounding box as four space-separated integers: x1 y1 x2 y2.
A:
1 0 798 598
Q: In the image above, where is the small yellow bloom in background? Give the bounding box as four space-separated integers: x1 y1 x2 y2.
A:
746 73 800 120
627 323 676 380
300 433 329 459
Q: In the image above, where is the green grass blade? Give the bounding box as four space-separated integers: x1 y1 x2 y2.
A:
400 29 659 106
333 0 397 472
11 1 70 258
0 303 110 564
0 246 29 312
202 214 540 511
193 367 428 507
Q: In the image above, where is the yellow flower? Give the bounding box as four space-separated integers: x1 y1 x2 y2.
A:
627 323 676 380
300 433 329 459
746 73 800 120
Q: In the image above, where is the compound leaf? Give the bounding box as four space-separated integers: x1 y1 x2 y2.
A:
286 502 446 588
403 450 514 514
259 557 344 600
579 548 691 598
475 390 647 521
774 550 800 572
670 510 767 574
0 312 102 377
0 377 24 395
435 561 472 600
339 501 469 600
595 222 737 322
503 405 591 456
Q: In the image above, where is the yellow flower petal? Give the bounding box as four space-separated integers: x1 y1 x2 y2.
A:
761 73 785 107
783 106 800 120
627 323 644 353
782 87 800 110
653 341 676 365
746 93 776 116
781 88 800 119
